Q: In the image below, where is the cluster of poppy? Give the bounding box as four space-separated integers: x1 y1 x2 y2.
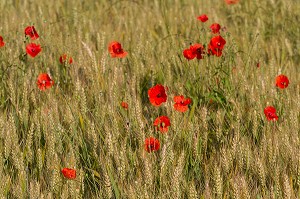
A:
183 15 226 60
147 84 192 112
103 14 289 157
120 84 191 153
25 26 41 58
145 84 191 152
263 74 289 121
183 43 205 60
0 27 77 179
1 0 290 177
195 13 290 123
0 26 77 179
16 26 74 92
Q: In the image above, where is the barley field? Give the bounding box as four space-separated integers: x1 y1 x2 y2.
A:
0 0 300 198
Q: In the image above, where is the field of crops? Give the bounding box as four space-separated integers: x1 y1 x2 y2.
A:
0 0 299 198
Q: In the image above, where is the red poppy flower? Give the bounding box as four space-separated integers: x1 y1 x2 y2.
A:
197 14 208 22
61 168 76 179
26 43 41 57
59 54 73 64
144 137 160 153
275 74 289 89
148 84 167 107
121 101 128 109
225 0 239 4
25 26 39 40
183 49 195 60
210 23 221 34
183 43 205 60
153 116 171 133
174 95 192 112
0 36 5 47
208 35 226 57
36 73 54 91
257 63 260 68
264 106 278 121
108 41 128 58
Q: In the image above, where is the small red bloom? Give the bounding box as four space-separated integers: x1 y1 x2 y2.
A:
210 23 221 34
183 49 195 60
121 101 128 109
144 137 160 153
61 168 76 179
25 26 39 40
190 44 205 59
0 36 5 47
108 41 128 58
197 14 208 22
257 63 260 68
225 0 239 4
174 95 192 112
208 35 226 57
183 43 205 60
59 54 73 64
275 74 289 89
36 73 54 91
154 116 171 133
264 106 278 121
148 84 167 107
26 43 41 57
